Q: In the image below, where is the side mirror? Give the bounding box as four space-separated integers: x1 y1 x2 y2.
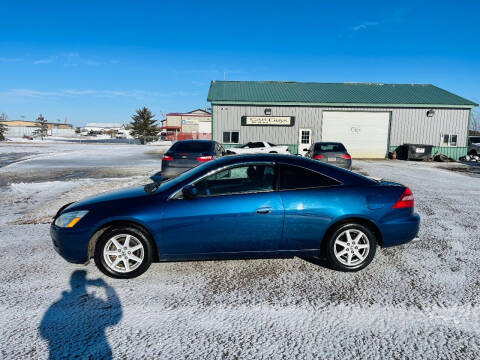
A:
150 171 163 184
182 184 198 200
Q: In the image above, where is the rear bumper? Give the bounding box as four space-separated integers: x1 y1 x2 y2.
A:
315 159 352 170
161 166 191 179
50 224 90 264
380 213 420 247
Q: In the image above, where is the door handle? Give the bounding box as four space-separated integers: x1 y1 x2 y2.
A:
256 207 272 214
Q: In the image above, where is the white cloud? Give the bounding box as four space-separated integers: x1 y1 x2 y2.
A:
34 57 56 64
0 88 197 101
353 21 379 31
32 53 114 67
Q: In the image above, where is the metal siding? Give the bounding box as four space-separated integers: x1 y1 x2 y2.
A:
213 105 322 144
213 105 470 148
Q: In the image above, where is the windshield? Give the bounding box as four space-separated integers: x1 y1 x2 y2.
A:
169 141 212 153
314 143 346 152
152 161 214 193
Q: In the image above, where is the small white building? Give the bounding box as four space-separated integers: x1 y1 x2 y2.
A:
83 123 125 132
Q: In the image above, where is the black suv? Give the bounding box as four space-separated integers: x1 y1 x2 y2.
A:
160 140 226 179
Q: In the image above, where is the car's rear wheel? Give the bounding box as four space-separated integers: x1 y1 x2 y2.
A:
325 223 376 271
94 226 153 279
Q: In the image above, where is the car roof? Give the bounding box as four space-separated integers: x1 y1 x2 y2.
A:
208 154 373 185
175 139 215 143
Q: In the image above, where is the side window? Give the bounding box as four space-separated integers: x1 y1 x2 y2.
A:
195 164 275 196
279 164 340 190
251 142 265 148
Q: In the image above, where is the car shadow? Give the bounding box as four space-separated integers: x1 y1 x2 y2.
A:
300 256 334 270
39 270 122 360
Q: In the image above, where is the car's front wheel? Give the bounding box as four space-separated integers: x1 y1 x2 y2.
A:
94 226 153 279
325 223 376 271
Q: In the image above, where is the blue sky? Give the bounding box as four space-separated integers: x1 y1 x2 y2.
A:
0 0 479 126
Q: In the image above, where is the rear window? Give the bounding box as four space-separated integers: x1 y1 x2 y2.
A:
470 137 480 144
314 143 346 152
279 164 341 190
169 141 213 153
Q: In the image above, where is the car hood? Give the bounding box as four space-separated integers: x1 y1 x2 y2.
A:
67 185 155 210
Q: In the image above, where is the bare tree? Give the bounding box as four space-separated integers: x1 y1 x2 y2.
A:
470 110 480 135
0 112 7 122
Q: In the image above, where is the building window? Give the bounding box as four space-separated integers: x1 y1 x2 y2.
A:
450 135 457 146
223 131 239 143
301 130 310 144
442 134 458 147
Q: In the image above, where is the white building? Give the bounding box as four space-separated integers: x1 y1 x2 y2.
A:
83 123 125 132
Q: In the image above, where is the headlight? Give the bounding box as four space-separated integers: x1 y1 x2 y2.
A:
55 210 89 228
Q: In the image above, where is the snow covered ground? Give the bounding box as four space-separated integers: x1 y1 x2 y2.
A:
1 143 479 359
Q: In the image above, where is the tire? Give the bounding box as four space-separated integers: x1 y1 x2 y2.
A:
94 226 153 279
325 223 377 272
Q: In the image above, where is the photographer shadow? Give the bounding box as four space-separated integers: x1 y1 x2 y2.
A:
39 270 122 360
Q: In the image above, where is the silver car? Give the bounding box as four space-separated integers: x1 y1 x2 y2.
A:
305 142 352 170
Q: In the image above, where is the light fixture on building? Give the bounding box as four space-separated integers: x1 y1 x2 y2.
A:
426 109 435 117
264 108 272 115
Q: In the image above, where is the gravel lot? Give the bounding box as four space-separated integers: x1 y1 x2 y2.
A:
1 143 479 359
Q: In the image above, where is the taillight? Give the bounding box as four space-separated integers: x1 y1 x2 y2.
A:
313 154 324 159
340 154 351 159
197 155 215 162
392 187 414 209
162 155 173 161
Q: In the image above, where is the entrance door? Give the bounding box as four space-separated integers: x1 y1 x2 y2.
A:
298 129 312 156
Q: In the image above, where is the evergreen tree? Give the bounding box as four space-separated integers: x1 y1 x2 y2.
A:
0 123 6 141
130 107 158 144
36 114 48 140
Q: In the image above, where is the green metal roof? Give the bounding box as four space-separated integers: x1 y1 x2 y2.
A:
207 81 477 108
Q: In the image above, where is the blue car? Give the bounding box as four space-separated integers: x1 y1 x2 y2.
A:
50 154 420 279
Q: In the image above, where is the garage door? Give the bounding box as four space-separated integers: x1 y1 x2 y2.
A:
322 111 390 158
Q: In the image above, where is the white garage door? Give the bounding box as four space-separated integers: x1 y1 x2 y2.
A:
322 111 390 158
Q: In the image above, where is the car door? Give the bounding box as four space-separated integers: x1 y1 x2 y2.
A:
160 162 284 256
278 163 342 251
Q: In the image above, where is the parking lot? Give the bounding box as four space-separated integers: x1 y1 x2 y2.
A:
1 142 479 359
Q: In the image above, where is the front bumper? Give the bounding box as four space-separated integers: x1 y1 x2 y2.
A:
50 224 91 264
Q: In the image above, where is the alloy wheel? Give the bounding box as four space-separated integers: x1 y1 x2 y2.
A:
103 234 145 273
333 229 370 266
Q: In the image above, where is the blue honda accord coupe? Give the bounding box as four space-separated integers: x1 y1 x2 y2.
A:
50 154 420 279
